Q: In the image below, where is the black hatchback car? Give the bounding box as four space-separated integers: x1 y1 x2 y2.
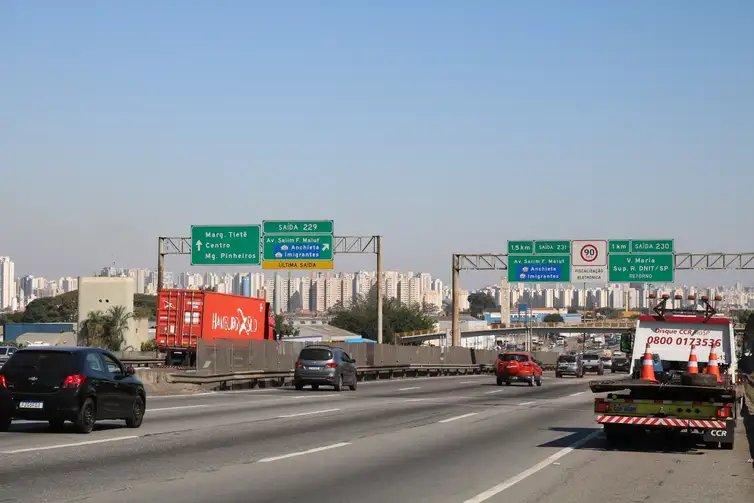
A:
0 347 146 434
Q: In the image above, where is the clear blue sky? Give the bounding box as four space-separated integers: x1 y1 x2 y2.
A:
3 0 753 287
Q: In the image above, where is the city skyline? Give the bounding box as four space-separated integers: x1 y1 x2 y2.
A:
3 255 753 315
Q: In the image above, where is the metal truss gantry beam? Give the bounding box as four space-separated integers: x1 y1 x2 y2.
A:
158 235 385 343
451 252 754 346
453 252 754 271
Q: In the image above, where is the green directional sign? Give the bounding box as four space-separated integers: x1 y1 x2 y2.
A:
262 220 334 270
262 220 333 235
534 240 570 255
508 241 533 254
507 255 571 283
608 240 631 253
630 239 674 254
190 225 261 265
608 253 674 283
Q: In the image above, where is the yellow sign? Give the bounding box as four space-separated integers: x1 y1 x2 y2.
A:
262 260 334 270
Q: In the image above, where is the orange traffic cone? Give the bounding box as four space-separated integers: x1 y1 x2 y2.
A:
704 346 722 383
686 344 699 374
639 343 657 382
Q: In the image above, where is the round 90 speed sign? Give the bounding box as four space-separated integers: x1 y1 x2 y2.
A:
572 240 607 267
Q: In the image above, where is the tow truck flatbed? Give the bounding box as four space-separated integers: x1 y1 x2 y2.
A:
590 378 736 401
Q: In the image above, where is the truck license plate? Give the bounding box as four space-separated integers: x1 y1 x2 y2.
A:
19 400 43 409
610 404 637 413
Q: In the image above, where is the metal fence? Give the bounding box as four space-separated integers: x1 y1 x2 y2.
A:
196 339 501 375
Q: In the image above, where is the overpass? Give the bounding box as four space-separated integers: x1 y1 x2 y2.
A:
397 320 747 345
397 320 636 344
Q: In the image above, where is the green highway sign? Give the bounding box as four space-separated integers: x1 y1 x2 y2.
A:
507 255 571 283
507 241 533 254
262 220 333 235
534 240 570 255
263 235 333 261
630 239 674 254
608 240 631 253
608 253 674 283
190 225 261 265
262 220 334 270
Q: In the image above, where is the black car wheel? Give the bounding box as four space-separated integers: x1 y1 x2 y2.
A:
126 396 145 428
73 398 96 434
349 377 357 391
294 381 304 390
334 375 343 392
0 415 11 432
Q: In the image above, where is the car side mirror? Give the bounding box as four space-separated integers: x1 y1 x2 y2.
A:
125 366 135 376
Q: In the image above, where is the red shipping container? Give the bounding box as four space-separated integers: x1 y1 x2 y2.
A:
156 289 271 350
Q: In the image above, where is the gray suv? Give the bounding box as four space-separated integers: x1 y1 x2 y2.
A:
293 345 357 391
555 354 584 378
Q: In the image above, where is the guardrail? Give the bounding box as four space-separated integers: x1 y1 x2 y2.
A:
122 358 165 368
168 364 497 386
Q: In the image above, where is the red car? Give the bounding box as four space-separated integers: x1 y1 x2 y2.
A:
496 351 543 387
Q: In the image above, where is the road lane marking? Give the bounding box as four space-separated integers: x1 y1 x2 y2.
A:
459 381 479 384
257 442 351 463
460 430 601 503
277 408 340 418
398 387 421 391
404 398 429 402
1 436 140 454
484 389 505 395
438 412 478 423
147 405 211 413
518 401 537 406
569 392 585 397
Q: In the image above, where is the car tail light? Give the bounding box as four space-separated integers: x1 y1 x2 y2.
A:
326 362 338 368
0 374 6 388
62 374 86 389
295 362 303 367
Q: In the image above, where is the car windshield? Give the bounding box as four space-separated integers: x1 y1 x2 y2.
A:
500 354 529 362
558 355 576 363
298 348 333 361
2 350 77 375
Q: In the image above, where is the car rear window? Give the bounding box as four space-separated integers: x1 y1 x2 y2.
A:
613 357 628 364
2 351 77 374
298 348 333 361
500 354 529 362
583 355 599 361
600 356 611 361
0 348 7 356
558 355 576 362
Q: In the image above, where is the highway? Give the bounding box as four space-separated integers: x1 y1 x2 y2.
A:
0 374 751 502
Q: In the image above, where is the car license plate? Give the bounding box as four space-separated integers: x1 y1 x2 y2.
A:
610 404 637 413
19 400 43 409
307 366 322 371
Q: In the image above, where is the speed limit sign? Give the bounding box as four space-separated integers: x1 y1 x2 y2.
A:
572 240 607 267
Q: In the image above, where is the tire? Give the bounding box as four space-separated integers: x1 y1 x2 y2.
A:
349 376 357 391
0 415 11 432
604 424 632 446
536 377 542 387
505 381 511 386
125 396 145 429
311 384 319 391
496 377 504 386
294 381 304 391
528 378 534 387
555 373 561 378
334 375 343 392
73 398 96 434
48 419 66 431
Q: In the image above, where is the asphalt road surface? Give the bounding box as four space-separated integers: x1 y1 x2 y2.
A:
1 373 752 502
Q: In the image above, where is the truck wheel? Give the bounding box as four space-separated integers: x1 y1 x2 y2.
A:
555 372 561 378
604 424 631 446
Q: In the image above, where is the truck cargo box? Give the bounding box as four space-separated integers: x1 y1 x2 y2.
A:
156 289 271 350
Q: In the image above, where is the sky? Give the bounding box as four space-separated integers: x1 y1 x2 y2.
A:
2 0 753 288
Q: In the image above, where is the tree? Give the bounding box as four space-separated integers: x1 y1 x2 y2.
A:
21 291 78 323
79 305 133 351
274 314 300 338
329 289 434 344
467 292 496 318
543 313 564 323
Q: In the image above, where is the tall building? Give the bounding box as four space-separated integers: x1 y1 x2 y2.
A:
0 256 15 309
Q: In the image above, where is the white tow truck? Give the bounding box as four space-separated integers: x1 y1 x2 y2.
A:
590 294 739 448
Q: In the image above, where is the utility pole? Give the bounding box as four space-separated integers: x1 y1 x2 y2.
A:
376 236 383 344
452 255 460 346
